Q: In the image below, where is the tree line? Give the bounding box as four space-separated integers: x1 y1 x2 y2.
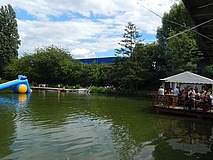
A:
1 2 213 92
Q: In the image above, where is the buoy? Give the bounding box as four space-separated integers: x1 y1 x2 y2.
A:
13 84 28 93
18 84 28 93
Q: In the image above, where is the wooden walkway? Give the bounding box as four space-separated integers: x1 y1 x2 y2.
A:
31 86 91 94
152 94 213 119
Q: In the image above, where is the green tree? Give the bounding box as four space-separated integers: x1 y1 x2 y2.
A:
87 62 112 87
4 45 112 88
201 65 213 79
156 1 201 75
30 45 74 84
115 22 142 57
59 59 77 86
157 2 195 49
165 31 199 74
114 22 149 91
0 4 20 77
4 45 74 84
135 42 165 90
3 58 20 80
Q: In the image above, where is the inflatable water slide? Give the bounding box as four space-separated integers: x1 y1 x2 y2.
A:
0 75 31 94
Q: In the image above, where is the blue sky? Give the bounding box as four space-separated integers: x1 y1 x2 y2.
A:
0 0 179 59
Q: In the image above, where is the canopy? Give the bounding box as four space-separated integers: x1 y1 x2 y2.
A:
160 71 213 84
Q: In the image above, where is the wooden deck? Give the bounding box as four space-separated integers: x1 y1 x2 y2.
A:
31 86 91 94
152 94 213 119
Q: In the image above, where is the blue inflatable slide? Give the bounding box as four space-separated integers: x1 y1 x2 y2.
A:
0 75 31 94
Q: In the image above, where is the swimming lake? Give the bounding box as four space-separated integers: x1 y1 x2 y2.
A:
0 91 213 160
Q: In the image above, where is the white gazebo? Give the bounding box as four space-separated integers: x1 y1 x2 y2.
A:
160 71 213 91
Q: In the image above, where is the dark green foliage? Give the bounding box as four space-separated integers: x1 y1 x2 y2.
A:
30 45 73 84
157 2 195 48
86 62 112 87
113 22 150 91
4 45 74 83
0 4 20 77
91 86 114 94
4 45 113 88
156 1 202 75
201 65 213 79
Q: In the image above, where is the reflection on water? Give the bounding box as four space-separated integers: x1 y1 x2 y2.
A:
0 93 31 112
151 119 213 160
0 93 30 159
165 121 213 155
0 91 213 160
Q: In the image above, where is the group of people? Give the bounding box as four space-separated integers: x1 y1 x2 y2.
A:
158 86 181 97
157 85 213 109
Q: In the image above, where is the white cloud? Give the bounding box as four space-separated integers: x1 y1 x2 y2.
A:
0 0 179 58
71 48 96 59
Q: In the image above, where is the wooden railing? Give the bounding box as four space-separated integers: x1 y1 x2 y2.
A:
152 94 213 112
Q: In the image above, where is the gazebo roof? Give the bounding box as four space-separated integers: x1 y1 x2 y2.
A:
160 71 213 84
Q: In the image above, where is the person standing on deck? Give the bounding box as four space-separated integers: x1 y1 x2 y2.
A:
173 86 180 96
158 86 165 103
158 86 164 96
188 87 198 109
208 91 213 105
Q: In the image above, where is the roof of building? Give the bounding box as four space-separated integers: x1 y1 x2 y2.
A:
78 57 115 64
160 71 213 84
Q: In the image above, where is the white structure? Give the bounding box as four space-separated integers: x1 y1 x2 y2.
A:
160 71 213 91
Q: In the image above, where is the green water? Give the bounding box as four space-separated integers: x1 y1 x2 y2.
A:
0 91 213 160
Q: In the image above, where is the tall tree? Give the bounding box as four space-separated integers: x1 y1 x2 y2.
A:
115 22 142 57
29 45 73 84
4 45 75 84
0 4 20 77
156 2 201 75
157 2 195 49
114 22 148 91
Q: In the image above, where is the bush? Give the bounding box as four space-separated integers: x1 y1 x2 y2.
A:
75 84 80 89
91 86 115 94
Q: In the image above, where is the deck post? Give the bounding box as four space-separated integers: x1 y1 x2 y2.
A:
152 95 155 109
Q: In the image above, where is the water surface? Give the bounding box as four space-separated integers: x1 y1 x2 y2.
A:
0 91 213 160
